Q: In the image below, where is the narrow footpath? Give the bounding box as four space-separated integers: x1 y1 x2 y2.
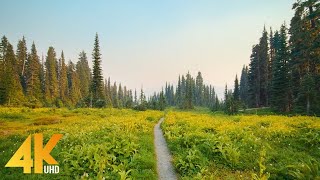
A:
154 118 177 180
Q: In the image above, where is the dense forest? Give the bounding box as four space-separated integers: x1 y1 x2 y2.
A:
0 34 136 108
0 0 319 116
235 0 320 115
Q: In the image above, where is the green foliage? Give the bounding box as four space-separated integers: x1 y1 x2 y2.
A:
0 108 162 179
287 159 320 180
163 111 320 179
45 47 58 103
270 25 290 113
61 138 138 179
176 148 206 176
251 149 270 180
90 33 105 103
94 99 106 108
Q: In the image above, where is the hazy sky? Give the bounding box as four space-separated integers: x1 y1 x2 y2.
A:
1 0 295 98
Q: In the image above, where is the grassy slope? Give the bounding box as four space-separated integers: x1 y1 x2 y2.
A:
0 108 163 179
162 110 320 179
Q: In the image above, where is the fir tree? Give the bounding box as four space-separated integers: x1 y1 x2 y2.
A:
16 36 27 93
2 42 25 105
112 82 119 108
270 26 290 112
118 83 123 108
76 51 91 99
0 36 9 104
239 65 249 106
67 61 81 105
233 75 240 102
258 27 269 106
248 44 260 107
45 47 58 104
58 51 68 103
25 42 42 103
159 90 166 111
90 33 105 104
184 72 193 109
196 71 204 106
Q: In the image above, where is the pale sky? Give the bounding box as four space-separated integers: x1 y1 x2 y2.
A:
0 0 295 98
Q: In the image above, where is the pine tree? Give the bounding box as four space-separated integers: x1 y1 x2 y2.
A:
248 44 261 107
239 65 249 106
134 89 137 105
104 78 112 107
112 82 119 108
39 55 46 102
58 51 68 104
270 26 290 112
233 75 240 102
25 42 42 103
44 47 58 104
259 27 269 106
2 42 25 105
184 72 193 109
90 33 105 104
159 90 166 111
0 36 9 104
16 36 28 94
196 71 204 106
176 75 181 106
118 83 123 108
67 61 81 105
76 51 91 99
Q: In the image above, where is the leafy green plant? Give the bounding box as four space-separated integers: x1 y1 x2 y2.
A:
251 149 270 180
176 148 206 176
287 159 320 180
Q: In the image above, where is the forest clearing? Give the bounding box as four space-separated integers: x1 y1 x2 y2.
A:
1 0 320 179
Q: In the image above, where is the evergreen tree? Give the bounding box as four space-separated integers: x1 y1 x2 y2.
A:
239 65 249 106
270 26 290 112
175 75 181 106
112 82 119 108
225 84 237 115
195 71 204 106
259 27 269 106
2 42 25 105
184 72 193 109
248 44 260 107
25 42 42 103
90 33 105 104
67 61 81 105
39 55 46 102
104 78 112 107
58 51 68 103
159 90 166 111
0 36 9 104
134 89 137 105
233 75 240 102
44 47 58 104
16 36 28 93
118 83 123 108
76 51 91 99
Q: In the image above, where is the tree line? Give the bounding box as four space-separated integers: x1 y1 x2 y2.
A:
148 71 221 111
228 0 320 115
0 34 137 108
